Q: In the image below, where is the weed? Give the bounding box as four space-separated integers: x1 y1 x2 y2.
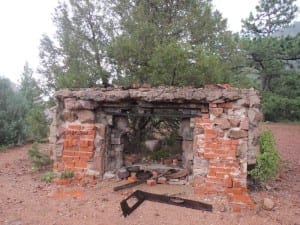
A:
28 142 53 171
60 170 74 179
41 172 56 183
248 130 280 186
149 148 170 160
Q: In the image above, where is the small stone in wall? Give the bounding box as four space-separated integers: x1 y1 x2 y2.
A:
213 118 231 130
77 110 95 123
229 118 241 127
228 129 248 139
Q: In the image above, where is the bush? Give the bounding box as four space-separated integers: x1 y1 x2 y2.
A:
41 172 56 183
249 131 280 186
28 142 53 171
26 104 49 141
263 93 300 121
149 148 170 160
0 77 28 145
60 170 74 179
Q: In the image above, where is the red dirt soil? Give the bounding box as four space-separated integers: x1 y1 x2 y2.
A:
0 123 299 225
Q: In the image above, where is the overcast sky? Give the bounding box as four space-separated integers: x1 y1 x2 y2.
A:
0 0 299 84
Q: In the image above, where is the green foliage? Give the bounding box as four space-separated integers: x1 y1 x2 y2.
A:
60 170 74 179
19 63 49 142
28 142 53 171
263 93 300 121
108 0 245 87
0 77 28 145
149 148 170 161
38 0 110 92
41 172 57 183
26 104 49 141
0 145 8 152
242 0 298 37
249 131 280 185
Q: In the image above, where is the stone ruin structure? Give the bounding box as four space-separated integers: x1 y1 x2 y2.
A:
49 85 262 211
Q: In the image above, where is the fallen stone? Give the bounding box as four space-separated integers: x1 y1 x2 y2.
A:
157 176 167 184
168 179 187 185
262 198 275 211
117 168 130 179
147 179 157 186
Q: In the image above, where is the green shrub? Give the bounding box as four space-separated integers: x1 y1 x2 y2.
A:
0 77 28 145
41 172 56 183
249 131 280 186
28 142 53 171
60 170 74 179
263 93 300 121
26 104 49 142
149 148 170 160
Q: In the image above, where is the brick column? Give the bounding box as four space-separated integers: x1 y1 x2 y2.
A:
54 124 96 172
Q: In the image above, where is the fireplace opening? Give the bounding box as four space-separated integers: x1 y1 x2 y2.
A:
105 106 199 179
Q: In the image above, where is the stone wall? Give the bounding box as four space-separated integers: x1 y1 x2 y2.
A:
50 85 262 211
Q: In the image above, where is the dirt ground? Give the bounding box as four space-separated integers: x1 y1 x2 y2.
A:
0 123 299 225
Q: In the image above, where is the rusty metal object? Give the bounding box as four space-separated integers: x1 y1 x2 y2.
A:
113 180 145 191
120 190 213 217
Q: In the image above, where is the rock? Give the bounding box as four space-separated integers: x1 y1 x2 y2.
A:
228 129 248 139
229 118 241 127
240 118 249 130
213 118 231 130
157 176 167 184
77 110 95 123
262 198 275 210
144 140 161 152
103 172 116 179
117 168 129 179
147 179 157 186
210 108 223 117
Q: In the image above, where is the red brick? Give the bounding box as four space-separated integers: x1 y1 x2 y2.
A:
217 102 233 109
79 156 90 162
205 129 217 135
63 139 72 148
80 130 89 135
205 142 220 149
81 124 96 130
87 130 96 137
80 146 94 152
78 151 93 159
224 175 233 188
233 180 242 188
75 160 87 168
226 187 243 195
128 176 137 183
207 168 217 176
79 140 89 148
216 171 226 178
68 124 81 130
206 177 224 185
63 150 75 156
147 179 157 186
64 161 75 168
203 152 217 159
232 194 254 205
62 156 74 162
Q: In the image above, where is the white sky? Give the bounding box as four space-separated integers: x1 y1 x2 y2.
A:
0 0 299 84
